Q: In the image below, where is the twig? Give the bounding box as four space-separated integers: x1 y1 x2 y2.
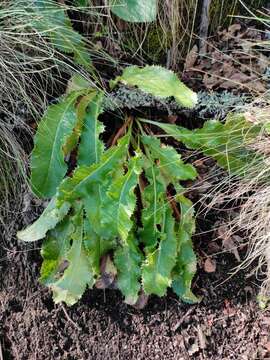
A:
0 340 3 360
110 116 133 147
61 305 82 331
199 0 212 55
167 192 181 222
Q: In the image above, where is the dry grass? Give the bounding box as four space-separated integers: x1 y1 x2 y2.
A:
82 0 267 70
0 123 28 243
0 0 108 239
197 104 270 303
205 5 270 303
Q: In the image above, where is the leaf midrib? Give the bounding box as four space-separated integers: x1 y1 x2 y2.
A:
42 93 78 193
72 139 127 195
117 167 136 243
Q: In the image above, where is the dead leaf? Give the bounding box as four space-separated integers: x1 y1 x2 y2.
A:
185 22 268 93
219 24 241 41
203 72 222 89
132 291 149 309
95 254 117 289
167 115 178 124
257 53 269 73
188 341 199 356
216 224 242 262
223 299 236 316
222 62 235 77
197 325 207 349
244 112 257 124
245 80 266 93
184 45 198 70
204 258 216 273
220 72 251 89
264 342 270 353
207 241 220 253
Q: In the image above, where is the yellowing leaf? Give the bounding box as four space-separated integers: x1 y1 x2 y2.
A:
172 195 199 304
51 210 94 306
114 233 142 305
31 91 84 198
111 66 198 108
101 153 142 241
142 206 177 297
17 198 70 242
63 91 98 156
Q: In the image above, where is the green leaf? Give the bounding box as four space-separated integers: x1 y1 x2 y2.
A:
17 198 70 242
110 0 157 23
40 216 74 284
29 0 92 69
101 152 142 241
73 43 92 70
111 66 197 108
76 93 106 236
57 134 129 206
31 91 84 198
83 179 110 237
63 91 98 156
84 216 114 276
66 74 93 95
139 157 166 252
142 135 197 185
114 233 143 305
144 115 262 176
74 0 89 6
78 92 105 166
172 195 199 304
142 206 177 297
51 209 94 306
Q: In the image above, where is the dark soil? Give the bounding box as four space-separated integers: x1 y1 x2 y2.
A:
2 104 270 360
1 229 270 360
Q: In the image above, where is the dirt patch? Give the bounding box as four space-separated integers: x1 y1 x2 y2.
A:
1 105 269 360
1 234 270 360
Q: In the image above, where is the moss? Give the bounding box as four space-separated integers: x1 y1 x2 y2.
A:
122 24 170 64
142 25 172 63
120 0 198 66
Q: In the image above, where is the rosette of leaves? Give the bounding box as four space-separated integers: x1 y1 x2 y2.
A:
18 65 262 306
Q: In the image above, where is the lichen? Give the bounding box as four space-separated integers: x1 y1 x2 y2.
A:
104 86 251 119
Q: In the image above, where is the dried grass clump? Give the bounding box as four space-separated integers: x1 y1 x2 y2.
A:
0 122 28 242
201 104 270 304
232 121 270 303
0 0 96 240
0 0 90 118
